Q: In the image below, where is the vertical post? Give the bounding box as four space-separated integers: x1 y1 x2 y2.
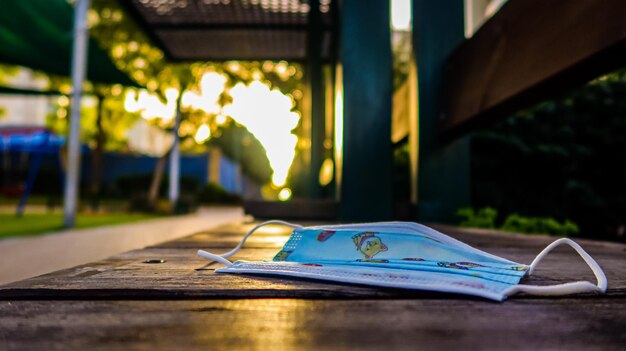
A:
168 93 182 210
63 0 90 228
306 0 324 198
413 0 470 223
208 147 221 185
340 0 393 221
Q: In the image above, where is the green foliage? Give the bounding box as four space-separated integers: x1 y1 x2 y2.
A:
208 122 272 184
501 214 579 236
0 63 20 85
115 173 201 197
457 207 579 236
198 182 241 205
392 32 412 90
0 213 158 239
456 207 498 229
472 69 626 241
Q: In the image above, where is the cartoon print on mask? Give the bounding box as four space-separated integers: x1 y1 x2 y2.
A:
437 261 484 270
509 265 528 271
356 259 390 263
352 232 388 259
317 230 336 242
273 250 293 261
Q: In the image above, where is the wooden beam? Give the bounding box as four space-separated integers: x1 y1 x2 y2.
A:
440 0 626 138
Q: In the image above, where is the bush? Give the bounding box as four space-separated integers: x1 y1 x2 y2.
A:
115 173 201 198
501 214 579 236
457 207 579 236
197 182 241 204
457 207 498 229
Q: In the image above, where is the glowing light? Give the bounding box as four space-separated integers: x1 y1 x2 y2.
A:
278 188 292 201
124 88 178 121
334 64 344 189
391 0 412 31
57 96 70 107
56 109 67 119
223 80 300 187
59 84 72 95
134 58 147 68
128 41 139 52
227 62 241 72
181 72 227 114
111 84 123 96
194 124 211 143
216 114 227 125
319 157 334 186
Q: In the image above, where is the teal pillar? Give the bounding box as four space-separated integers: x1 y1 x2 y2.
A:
340 0 393 221
413 0 471 223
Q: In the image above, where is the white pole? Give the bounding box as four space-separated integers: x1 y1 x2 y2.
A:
63 0 90 228
168 93 182 210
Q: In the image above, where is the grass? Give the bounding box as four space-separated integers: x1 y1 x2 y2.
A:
0 212 160 239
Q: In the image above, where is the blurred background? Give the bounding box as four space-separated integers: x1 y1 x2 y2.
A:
0 0 625 243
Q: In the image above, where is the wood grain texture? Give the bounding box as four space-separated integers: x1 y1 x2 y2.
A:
440 0 626 138
0 222 625 350
1 222 625 299
1 299 625 351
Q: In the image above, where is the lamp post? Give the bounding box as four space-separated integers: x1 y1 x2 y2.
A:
63 0 90 228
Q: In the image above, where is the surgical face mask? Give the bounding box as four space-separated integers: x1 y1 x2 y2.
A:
197 221 607 301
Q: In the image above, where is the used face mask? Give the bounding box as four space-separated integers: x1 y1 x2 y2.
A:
197 220 607 301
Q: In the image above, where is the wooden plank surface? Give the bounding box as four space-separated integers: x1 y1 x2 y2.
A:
1 298 625 351
0 221 625 350
440 0 626 138
1 222 625 299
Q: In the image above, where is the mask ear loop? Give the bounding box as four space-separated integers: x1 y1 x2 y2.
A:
197 220 303 266
504 238 608 297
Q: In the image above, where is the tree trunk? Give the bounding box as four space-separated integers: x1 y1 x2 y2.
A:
148 146 172 205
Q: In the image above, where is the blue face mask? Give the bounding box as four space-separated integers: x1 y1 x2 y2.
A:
198 221 607 301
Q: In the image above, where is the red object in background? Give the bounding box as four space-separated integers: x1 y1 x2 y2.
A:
1 183 25 198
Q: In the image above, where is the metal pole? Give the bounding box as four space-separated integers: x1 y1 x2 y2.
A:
168 92 182 211
63 0 90 228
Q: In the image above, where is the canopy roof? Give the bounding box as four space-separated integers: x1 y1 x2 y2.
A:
0 127 65 152
124 0 337 61
0 0 139 87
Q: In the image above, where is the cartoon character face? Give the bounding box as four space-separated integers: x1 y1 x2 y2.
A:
352 232 388 259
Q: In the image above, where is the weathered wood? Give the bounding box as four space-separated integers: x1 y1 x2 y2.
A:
1 223 625 299
1 298 625 351
440 0 626 138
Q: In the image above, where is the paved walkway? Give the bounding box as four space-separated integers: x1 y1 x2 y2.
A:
0 207 244 285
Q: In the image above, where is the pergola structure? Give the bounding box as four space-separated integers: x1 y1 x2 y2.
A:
123 0 338 62
120 0 398 223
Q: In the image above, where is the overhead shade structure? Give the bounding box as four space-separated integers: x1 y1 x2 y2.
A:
0 0 139 87
123 0 337 61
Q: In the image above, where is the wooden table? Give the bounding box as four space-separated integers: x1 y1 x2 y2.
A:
1 222 625 350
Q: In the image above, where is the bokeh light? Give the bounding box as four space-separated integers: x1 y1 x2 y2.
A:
224 80 300 187
278 188 292 201
123 71 300 188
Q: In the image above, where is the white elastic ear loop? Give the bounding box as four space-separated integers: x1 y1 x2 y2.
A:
197 220 303 266
504 238 608 297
